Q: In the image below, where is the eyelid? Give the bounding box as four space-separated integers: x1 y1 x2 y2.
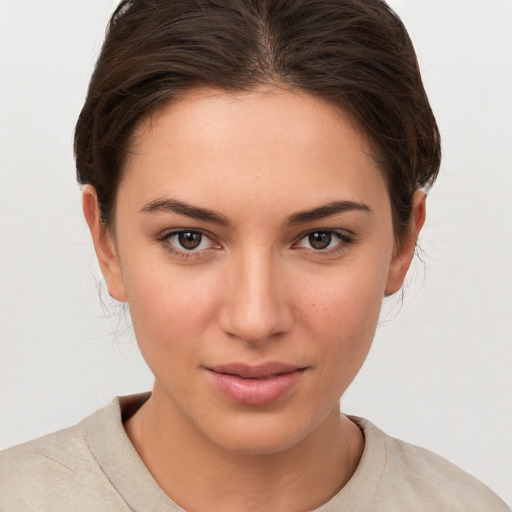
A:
157 227 217 242
292 228 355 253
294 227 354 243
156 228 222 258
155 227 354 260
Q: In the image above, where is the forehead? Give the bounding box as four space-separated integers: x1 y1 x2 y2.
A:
131 86 374 160
120 87 389 218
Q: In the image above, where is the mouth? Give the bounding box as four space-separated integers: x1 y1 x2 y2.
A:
204 363 307 406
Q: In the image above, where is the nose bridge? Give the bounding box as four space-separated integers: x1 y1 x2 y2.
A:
220 245 290 343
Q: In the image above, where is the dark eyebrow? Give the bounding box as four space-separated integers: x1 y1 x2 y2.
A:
287 200 372 224
139 198 230 225
140 198 371 226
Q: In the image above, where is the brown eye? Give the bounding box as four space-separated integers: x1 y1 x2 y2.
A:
178 231 203 250
159 229 220 258
294 230 354 253
308 232 332 250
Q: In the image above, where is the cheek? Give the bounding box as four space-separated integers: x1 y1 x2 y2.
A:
121 262 220 358
298 257 389 369
303 262 386 329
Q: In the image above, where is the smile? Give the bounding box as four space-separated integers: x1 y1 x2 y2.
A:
205 363 307 406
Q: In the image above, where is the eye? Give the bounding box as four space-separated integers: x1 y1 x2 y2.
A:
159 230 218 254
174 231 207 250
295 230 353 251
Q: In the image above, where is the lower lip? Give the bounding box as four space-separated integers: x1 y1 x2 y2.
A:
206 369 305 406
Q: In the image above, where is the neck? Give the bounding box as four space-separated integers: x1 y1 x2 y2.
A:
124 384 364 512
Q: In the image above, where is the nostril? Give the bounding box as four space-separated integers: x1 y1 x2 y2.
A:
220 307 293 344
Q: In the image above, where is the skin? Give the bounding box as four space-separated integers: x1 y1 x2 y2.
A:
83 87 425 512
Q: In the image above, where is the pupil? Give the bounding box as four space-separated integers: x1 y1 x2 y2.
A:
309 232 331 250
178 232 202 250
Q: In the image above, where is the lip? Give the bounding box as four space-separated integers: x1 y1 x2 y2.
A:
204 363 307 406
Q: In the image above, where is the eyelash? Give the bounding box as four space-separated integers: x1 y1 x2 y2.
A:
292 229 355 257
156 229 355 260
156 229 220 260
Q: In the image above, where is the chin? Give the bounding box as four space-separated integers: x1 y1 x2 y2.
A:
199 409 325 457
212 429 306 456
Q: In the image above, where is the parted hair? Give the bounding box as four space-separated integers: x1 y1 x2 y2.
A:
75 0 441 240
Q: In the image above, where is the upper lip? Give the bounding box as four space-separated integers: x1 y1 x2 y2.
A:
205 362 306 379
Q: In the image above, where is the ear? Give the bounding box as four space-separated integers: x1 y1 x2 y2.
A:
385 190 426 296
82 185 127 302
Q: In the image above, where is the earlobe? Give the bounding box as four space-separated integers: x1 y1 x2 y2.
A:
82 185 127 302
385 190 426 297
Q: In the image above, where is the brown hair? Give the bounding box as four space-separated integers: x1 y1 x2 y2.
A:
75 0 441 240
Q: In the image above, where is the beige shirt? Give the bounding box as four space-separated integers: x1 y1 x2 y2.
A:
0 393 509 511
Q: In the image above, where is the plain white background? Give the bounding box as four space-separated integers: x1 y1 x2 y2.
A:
1 0 511 505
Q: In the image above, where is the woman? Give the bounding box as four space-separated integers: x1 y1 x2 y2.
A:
0 0 509 510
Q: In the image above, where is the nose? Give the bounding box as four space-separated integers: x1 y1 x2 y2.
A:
218 250 293 344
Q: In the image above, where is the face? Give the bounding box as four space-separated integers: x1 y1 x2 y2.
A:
86 87 421 455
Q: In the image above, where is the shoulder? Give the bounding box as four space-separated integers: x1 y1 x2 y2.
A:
0 406 130 511
349 417 510 511
1 421 89 472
